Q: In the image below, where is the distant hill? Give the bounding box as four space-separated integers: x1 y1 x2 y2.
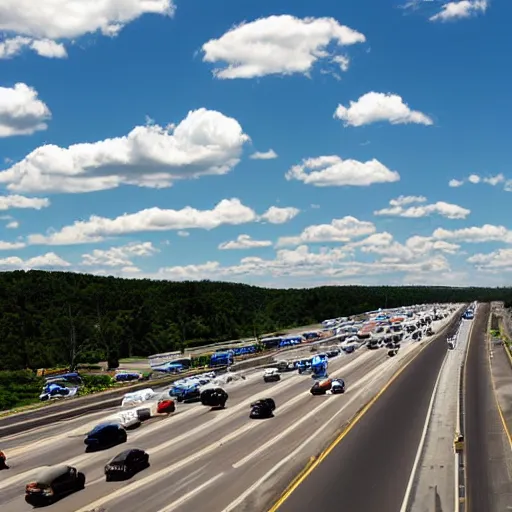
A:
0 270 509 371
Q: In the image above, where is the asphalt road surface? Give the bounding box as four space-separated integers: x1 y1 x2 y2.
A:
465 303 512 512
0 313 459 512
273 312 463 512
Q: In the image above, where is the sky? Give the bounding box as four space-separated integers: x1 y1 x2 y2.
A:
0 0 510 288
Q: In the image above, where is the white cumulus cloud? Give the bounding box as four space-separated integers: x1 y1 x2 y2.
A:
219 235 272 250
0 83 51 137
285 155 400 187
467 248 512 271
334 92 433 127
27 198 259 246
259 206 300 224
81 242 159 267
0 0 175 59
449 179 464 187
0 108 250 193
0 252 70 269
250 149 278 160
201 15 366 79
430 0 488 22
433 224 512 243
374 196 470 219
276 216 376 247
0 195 50 211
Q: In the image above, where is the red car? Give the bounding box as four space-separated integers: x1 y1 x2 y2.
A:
157 399 176 414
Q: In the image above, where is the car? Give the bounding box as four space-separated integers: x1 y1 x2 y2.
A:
107 410 142 430
0 450 8 470
157 398 176 414
200 387 228 408
25 465 85 506
310 378 332 395
104 449 150 481
331 378 345 394
388 348 399 357
84 423 127 452
263 368 281 383
171 385 201 403
250 398 276 419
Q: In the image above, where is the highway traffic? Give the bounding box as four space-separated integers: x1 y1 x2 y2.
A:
0 307 460 512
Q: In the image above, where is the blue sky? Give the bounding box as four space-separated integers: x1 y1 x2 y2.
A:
0 0 509 287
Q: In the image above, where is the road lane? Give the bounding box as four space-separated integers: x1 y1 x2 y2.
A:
465 303 512 512
0 311 460 512
269 311 462 512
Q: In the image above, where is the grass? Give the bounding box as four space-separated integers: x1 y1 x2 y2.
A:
119 357 147 363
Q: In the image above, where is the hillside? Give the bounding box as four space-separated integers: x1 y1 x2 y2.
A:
0 270 510 371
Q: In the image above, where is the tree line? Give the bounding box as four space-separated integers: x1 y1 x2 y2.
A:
0 270 510 371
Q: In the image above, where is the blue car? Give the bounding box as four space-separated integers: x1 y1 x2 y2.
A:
170 384 201 403
84 423 127 452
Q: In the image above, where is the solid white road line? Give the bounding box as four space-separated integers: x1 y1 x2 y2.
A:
156 473 225 512
398 351 448 512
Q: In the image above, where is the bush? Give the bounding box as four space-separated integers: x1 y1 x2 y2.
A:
0 370 44 411
79 374 115 395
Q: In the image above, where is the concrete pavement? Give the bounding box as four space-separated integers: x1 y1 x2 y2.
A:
406 316 472 512
465 303 512 512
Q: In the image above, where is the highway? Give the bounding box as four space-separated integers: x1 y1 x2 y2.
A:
465 303 512 512
271 310 465 512
0 312 459 512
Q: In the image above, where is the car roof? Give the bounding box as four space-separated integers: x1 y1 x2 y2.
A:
90 422 119 433
34 465 71 484
110 449 142 463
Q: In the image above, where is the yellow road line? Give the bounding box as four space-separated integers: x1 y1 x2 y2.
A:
267 311 461 512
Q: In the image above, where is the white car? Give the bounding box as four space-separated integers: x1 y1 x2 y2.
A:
121 388 156 408
108 410 141 429
263 368 281 383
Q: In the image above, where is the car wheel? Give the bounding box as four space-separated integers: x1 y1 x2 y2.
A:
105 474 111 482
77 472 86 489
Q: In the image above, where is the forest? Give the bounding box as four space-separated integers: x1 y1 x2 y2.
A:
0 270 511 371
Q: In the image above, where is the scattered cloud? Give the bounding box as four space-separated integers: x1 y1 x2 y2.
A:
250 149 278 160
334 92 433 127
276 216 376 247
430 0 488 22
0 0 175 59
177 231 190 237
467 247 512 272
0 252 70 269
259 206 300 224
26 198 280 246
0 83 51 137
374 196 470 219
433 224 512 243
447 173 509 191
201 15 366 79
0 108 250 193
0 240 26 250
81 242 159 267
219 234 272 250
285 155 400 187
6 220 19 229
0 195 50 211
0 37 67 59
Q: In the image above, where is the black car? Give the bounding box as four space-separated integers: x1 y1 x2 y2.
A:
25 465 85 506
200 387 228 408
250 398 276 419
105 449 150 481
84 423 127 452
